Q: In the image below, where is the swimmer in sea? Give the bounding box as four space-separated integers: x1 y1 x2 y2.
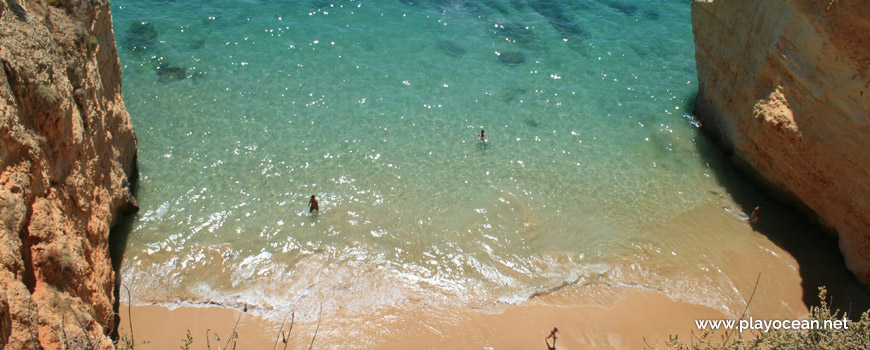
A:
309 195 319 213
477 129 487 150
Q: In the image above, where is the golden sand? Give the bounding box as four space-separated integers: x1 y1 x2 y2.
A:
118 202 811 349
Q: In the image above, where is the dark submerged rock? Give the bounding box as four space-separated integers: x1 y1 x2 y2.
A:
551 19 585 38
527 1 587 40
126 21 159 50
155 62 187 83
528 0 568 22
437 40 467 58
607 2 637 16
498 51 526 65
190 38 206 50
642 9 660 21
499 86 527 102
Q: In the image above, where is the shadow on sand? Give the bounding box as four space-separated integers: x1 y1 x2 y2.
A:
693 124 870 320
108 165 141 340
109 210 138 340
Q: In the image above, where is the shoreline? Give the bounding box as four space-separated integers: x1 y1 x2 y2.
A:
118 270 811 350
119 286 739 350
114 202 830 349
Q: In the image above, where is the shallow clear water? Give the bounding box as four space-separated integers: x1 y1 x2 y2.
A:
114 0 756 325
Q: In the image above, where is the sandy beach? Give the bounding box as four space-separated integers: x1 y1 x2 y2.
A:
119 279 812 350
118 252 811 350
118 288 725 350
116 201 816 350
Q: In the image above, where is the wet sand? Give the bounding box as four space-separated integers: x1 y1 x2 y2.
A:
119 278 808 350
117 202 819 350
119 288 734 350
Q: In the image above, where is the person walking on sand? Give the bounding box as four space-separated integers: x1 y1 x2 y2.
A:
309 195 319 213
545 327 559 349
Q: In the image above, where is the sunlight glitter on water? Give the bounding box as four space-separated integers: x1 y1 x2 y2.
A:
114 0 760 328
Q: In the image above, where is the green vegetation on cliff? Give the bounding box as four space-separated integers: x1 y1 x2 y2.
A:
656 288 870 350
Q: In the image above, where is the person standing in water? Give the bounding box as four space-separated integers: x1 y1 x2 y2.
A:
747 205 762 223
477 129 487 150
309 195 319 213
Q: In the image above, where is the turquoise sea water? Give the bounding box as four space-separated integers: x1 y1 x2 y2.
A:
114 0 764 330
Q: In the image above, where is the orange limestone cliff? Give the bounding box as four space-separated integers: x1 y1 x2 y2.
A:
691 0 870 284
1 0 137 349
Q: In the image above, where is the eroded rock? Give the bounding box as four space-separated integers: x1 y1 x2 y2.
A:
0 0 138 347
691 0 870 284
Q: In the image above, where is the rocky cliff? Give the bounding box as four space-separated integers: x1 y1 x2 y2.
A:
691 0 870 284
0 0 137 348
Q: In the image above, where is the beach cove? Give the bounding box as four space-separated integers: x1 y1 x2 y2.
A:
110 0 869 348
117 200 828 349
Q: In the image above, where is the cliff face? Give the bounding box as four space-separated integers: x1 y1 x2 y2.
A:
0 0 137 348
691 0 870 283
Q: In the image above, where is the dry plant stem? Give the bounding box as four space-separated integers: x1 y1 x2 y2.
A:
206 329 212 350
61 313 68 350
67 304 96 350
29 303 39 350
273 314 287 350
283 311 295 350
223 313 241 350
123 284 134 346
723 272 762 346
308 303 323 350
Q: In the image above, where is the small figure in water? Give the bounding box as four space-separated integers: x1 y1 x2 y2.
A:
545 327 559 349
747 205 762 223
477 129 487 150
309 195 320 213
